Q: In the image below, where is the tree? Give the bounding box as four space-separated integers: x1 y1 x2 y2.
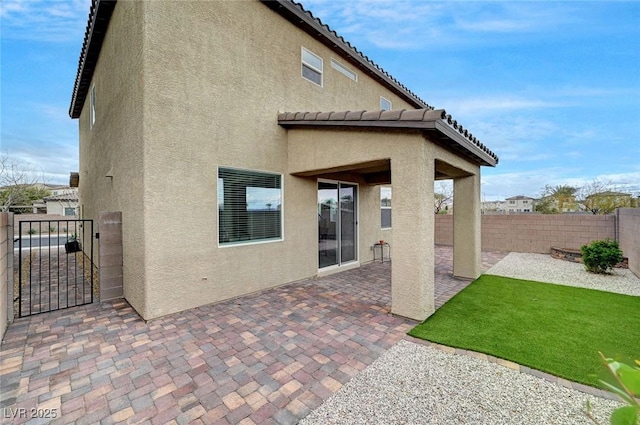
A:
578 180 633 215
434 181 453 214
536 184 579 214
0 154 49 212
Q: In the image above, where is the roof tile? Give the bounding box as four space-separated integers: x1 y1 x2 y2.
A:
398 109 427 121
329 111 348 120
379 109 405 121
361 110 383 120
345 110 366 120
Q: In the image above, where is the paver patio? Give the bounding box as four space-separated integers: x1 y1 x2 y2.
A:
0 246 507 425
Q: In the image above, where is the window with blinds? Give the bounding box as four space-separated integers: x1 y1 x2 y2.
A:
218 167 282 245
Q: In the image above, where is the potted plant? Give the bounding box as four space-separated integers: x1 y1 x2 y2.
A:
65 233 81 253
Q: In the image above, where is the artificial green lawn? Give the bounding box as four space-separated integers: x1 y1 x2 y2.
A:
408 274 640 389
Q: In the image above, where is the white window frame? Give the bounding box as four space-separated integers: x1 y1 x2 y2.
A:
301 47 323 87
90 84 96 129
217 166 284 247
330 58 357 81
380 96 392 111
381 186 392 229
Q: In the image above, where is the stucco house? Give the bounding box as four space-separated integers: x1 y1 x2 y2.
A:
505 195 536 213
69 0 498 321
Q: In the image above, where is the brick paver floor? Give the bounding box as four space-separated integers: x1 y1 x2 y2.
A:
0 246 507 425
16 249 94 317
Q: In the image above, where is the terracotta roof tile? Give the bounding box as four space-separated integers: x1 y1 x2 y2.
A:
361 110 383 120
345 110 366 120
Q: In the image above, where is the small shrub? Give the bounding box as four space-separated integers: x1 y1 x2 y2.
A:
49 226 56 233
27 228 37 235
581 239 623 274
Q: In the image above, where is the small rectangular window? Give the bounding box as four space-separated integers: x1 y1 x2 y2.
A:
381 187 392 229
90 84 96 129
218 167 283 245
302 47 323 86
380 96 392 111
331 59 357 81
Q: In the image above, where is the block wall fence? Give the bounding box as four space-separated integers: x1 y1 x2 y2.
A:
618 208 640 277
435 212 639 277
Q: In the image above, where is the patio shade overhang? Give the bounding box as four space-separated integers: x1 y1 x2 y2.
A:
278 109 499 167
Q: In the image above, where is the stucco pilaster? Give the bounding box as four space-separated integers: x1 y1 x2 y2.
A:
453 173 481 279
391 149 435 321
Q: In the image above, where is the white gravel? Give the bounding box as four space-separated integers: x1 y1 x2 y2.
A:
300 340 621 425
485 252 640 296
300 253 639 425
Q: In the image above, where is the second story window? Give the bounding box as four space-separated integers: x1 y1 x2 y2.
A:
331 58 357 81
380 96 392 111
90 84 96 129
302 47 323 86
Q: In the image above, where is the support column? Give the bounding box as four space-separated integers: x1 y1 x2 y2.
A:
453 173 481 279
391 150 435 321
99 211 124 301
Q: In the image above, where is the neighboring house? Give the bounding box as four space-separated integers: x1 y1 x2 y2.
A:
43 190 79 216
505 195 536 213
583 191 634 214
481 200 506 214
68 0 499 321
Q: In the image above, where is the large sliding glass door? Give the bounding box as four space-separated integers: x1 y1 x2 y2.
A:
318 181 357 269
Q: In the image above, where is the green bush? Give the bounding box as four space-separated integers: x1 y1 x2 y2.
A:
581 239 623 274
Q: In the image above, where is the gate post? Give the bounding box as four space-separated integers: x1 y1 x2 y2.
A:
1 212 13 340
98 212 123 301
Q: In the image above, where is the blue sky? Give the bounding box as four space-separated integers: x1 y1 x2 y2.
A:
2 0 639 200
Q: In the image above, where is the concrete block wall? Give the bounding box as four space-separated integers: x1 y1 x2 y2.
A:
98 211 123 301
1 213 12 341
435 213 616 254
618 208 640 278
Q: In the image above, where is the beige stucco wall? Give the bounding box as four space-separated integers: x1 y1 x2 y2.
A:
78 0 483 319
77 1 146 312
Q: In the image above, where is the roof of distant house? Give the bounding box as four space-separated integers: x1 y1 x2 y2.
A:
44 192 79 202
587 191 631 197
505 195 536 200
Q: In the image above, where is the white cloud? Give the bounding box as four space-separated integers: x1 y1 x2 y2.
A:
1 0 90 43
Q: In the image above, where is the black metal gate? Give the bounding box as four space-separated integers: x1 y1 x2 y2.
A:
16 219 94 317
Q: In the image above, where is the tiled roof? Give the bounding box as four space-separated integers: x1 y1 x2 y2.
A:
44 193 79 202
506 195 536 200
69 0 117 118
278 109 499 167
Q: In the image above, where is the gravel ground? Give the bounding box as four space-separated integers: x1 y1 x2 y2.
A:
485 252 640 296
300 340 621 425
300 253 639 425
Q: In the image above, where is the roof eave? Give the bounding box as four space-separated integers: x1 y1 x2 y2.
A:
260 0 432 110
278 118 498 167
69 0 117 119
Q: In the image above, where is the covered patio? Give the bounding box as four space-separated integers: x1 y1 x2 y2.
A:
0 246 506 425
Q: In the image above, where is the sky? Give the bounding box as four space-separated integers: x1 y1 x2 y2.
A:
1 0 639 200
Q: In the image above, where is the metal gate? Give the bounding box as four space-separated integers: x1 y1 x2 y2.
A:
16 219 94 317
